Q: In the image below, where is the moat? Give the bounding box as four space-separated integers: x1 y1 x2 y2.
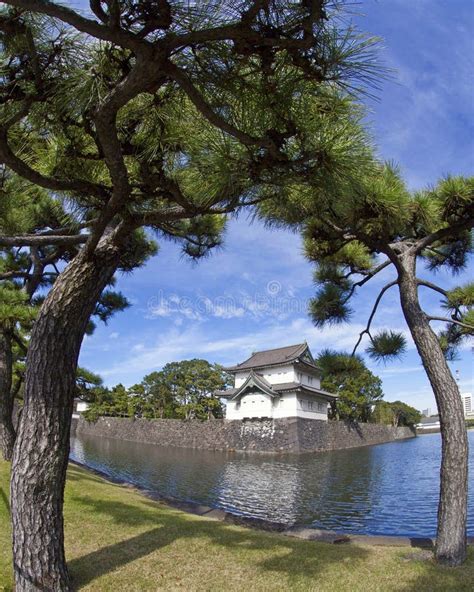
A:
70 430 474 538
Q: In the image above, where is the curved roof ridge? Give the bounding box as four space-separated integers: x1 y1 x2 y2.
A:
225 342 310 371
230 370 276 400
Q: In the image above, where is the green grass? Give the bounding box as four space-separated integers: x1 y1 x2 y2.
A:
0 460 473 591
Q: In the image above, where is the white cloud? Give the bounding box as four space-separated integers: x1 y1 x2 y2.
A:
377 366 423 377
98 317 387 383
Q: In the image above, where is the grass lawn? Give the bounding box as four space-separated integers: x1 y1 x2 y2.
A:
0 460 473 591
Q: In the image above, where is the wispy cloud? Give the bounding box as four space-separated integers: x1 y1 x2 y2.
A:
98 318 371 383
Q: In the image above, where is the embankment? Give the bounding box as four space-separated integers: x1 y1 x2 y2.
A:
71 416 415 453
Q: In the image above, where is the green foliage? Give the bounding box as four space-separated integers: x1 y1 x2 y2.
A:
84 359 231 421
117 230 159 273
83 384 131 422
76 367 103 401
431 175 474 225
366 331 407 363
93 291 130 324
0 285 36 327
461 308 474 329
152 359 231 420
309 284 352 327
372 400 421 427
263 150 473 362
445 283 474 309
317 349 384 422
389 400 422 427
424 233 472 274
437 326 464 362
437 282 474 356
0 0 387 277
130 374 176 419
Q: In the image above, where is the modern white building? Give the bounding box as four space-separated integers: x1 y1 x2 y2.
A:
461 392 473 418
217 343 337 421
416 415 441 432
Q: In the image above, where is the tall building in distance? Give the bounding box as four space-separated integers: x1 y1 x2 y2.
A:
456 369 473 419
461 392 473 418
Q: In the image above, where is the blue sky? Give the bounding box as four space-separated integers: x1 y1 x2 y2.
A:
79 0 474 412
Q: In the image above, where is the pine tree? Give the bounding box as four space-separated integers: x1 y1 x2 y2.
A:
0 2 382 588
264 165 473 565
0 173 130 459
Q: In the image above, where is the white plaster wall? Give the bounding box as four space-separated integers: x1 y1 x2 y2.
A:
294 395 328 420
225 392 275 419
234 365 295 387
260 365 295 385
272 392 298 419
226 392 329 421
294 371 321 389
239 391 273 418
225 400 241 420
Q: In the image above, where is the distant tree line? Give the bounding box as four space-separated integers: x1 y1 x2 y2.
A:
371 400 421 428
81 352 421 427
82 359 231 422
317 349 420 427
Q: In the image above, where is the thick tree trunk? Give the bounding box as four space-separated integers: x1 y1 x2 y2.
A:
10 243 120 592
0 329 15 461
398 256 468 566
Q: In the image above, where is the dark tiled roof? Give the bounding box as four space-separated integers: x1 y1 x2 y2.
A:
273 382 336 399
226 343 309 371
215 388 238 397
216 381 337 401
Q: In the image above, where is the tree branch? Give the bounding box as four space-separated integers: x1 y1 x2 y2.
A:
0 234 88 247
84 55 162 255
12 331 28 355
427 316 474 332
0 270 30 280
3 0 144 51
351 280 399 356
413 217 474 254
342 259 391 304
417 279 448 298
0 130 109 199
164 62 266 149
161 0 322 52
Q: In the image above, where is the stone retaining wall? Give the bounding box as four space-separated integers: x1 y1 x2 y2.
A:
71 416 415 453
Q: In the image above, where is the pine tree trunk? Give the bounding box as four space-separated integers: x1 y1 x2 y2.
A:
0 329 15 461
10 243 120 592
398 256 468 566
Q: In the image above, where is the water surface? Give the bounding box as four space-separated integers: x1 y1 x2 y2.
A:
70 430 474 537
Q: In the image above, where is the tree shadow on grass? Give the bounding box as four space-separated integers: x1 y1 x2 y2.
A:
65 466 474 591
71 495 161 527
68 527 169 588
394 548 474 592
68 489 370 590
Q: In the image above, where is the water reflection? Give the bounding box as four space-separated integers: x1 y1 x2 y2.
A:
70 430 474 537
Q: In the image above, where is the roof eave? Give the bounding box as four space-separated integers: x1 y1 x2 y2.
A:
276 385 338 400
225 359 307 373
229 370 277 401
